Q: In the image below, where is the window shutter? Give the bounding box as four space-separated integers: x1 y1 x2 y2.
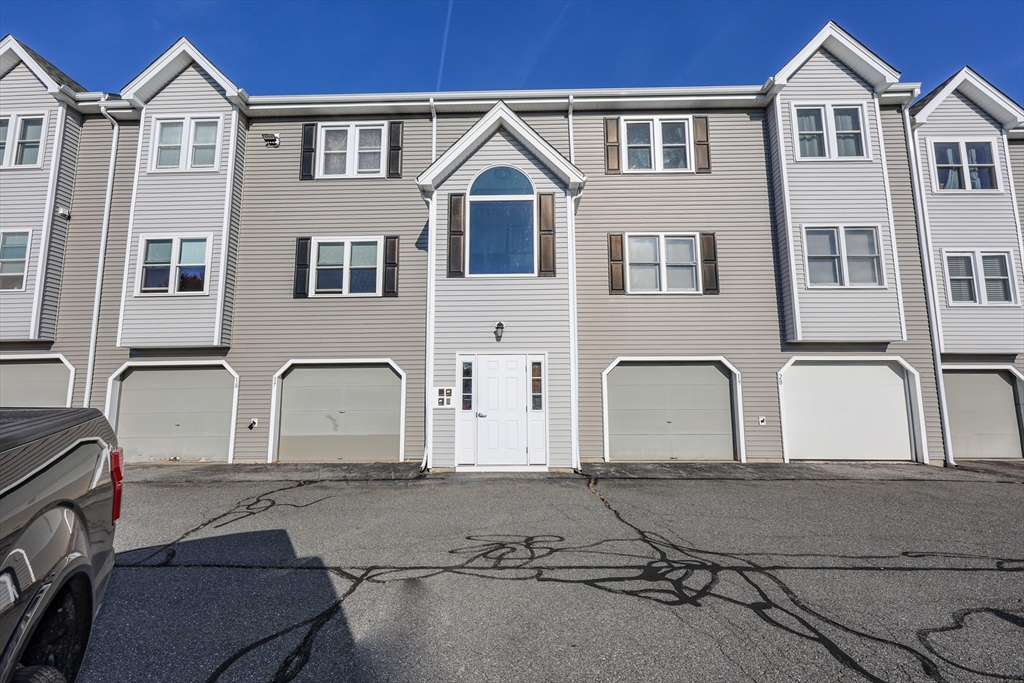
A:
608 233 625 294
294 237 311 298
448 194 465 278
387 121 404 178
604 118 621 175
538 193 556 277
701 232 719 294
300 123 316 180
694 116 711 174
383 235 400 296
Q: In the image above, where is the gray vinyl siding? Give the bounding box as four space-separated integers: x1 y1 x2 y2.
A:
766 100 796 338
779 50 904 341
432 130 573 468
917 91 1024 354
0 62 60 340
219 112 247 345
118 64 233 348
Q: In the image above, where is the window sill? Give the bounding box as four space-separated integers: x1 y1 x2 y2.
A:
946 302 1020 308
308 293 383 298
133 291 211 298
464 272 540 279
931 189 1004 195
621 168 695 175
792 156 873 163
804 284 888 290
314 173 387 180
625 290 703 295
147 167 222 174
0 164 45 171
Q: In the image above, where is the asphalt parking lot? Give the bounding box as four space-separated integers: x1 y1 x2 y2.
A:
78 461 1024 682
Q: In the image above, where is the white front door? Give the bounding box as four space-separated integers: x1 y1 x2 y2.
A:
476 354 529 466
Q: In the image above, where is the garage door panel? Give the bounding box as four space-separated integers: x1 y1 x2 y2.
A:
610 434 734 461
945 371 1023 459
280 409 400 436
118 409 235 439
278 435 400 462
121 435 230 461
0 361 70 407
610 408 734 435
607 383 732 411
116 386 235 414
282 385 401 412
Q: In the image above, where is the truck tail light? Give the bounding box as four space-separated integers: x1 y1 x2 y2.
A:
110 447 124 524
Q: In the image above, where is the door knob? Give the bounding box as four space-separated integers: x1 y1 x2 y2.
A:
476 412 487 418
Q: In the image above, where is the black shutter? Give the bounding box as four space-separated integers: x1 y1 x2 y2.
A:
608 233 625 294
384 236 399 296
604 118 621 174
294 237 311 298
448 194 465 278
538 193 555 277
300 123 316 180
694 116 711 174
701 232 719 294
387 121 404 178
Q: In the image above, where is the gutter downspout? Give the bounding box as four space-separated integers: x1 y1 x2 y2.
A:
84 105 119 408
430 97 437 161
421 190 437 472
567 95 575 164
903 105 955 467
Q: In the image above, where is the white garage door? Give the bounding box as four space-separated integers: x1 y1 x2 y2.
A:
116 366 235 462
278 364 402 462
607 362 736 460
782 361 914 461
0 360 71 407
945 371 1023 459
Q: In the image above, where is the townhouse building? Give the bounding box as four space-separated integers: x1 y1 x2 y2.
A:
1 23 1021 469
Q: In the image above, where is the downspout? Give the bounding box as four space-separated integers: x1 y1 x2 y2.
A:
567 95 575 164
84 105 119 408
430 97 437 161
421 192 436 472
903 105 955 467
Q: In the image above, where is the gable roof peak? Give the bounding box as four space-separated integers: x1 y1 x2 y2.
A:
911 66 1024 129
0 34 87 94
772 21 900 93
121 36 244 107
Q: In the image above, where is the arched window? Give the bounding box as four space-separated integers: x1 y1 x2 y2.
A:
468 167 535 275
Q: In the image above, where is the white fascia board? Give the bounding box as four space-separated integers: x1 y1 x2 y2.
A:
913 68 1024 130
416 101 587 196
773 21 900 93
121 37 240 105
0 36 61 92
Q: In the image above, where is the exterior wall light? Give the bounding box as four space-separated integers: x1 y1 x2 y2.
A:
494 322 504 341
262 133 280 148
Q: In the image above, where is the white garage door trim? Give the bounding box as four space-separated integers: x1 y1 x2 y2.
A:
268 358 407 464
602 356 747 463
0 354 76 407
104 359 240 463
777 355 928 464
943 363 1024 462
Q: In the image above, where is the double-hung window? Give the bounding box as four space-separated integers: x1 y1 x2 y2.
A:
931 141 998 191
152 117 221 171
944 251 1016 305
793 104 869 160
625 234 700 293
317 123 387 177
0 230 30 290
310 237 384 296
0 114 46 168
138 236 210 294
804 226 884 287
621 117 692 172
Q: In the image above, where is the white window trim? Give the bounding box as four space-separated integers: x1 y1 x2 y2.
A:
133 233 213 296
791 102 872 162
0 111 49 169
942 249 1019 306
0 227 32 293
801 225 887 289
315 122 388 179
147 114 224 173
624 232 702 294
308 236 385 297
465 165 538 278
619 115 695 173
926 137 1003 193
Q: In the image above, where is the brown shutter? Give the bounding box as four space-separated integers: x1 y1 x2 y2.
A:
694 116 711 174
294 237 311 298
447 194 465 278
384 236 399 296
608 233 625 294
300 123 316 180
701 232 719 294
387 121 404 178
538 193 555 277
604 117 621 174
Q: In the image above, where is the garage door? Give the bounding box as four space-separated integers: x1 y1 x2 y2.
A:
0 360 71 407
945 371 1023 459
607 362 735 460
278 364 402 462
116 366 235 462
782 361 914 461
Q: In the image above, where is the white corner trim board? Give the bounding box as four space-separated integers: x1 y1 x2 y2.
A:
0 353 76 408
600 356 747 464
266 358 408 464
116 105 148 348
103 359 240 463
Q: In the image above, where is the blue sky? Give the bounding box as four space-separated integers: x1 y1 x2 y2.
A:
1 1 1021 102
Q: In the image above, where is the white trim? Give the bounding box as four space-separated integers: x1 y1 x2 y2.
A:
1001 129 1024 299
912 126 946 353
942 364 1024 383
0 227 32 292
567 94 575 165
776 356 929 465
0 37 63 93
774 96 802 340
307 236 385 296
132 233 214 296
0 353 76 408
267 358 407 464
454 465 550 473
103 359 240 463
147 114 225 173
116 105 147 348
29 105 63 339
790 102 872 162
874 95 908 340
601 356 747 463
924 137 1003 194
214 106 238 345
423 193 437 469
618 115 695 173
315 121 388 178
121 37 242 106
623 232 702 294
0 111 49 169
565 190 581 471
912 67 1024 130
800 225 887 289
465 165 538 277
772 22 900 93
941 249 1020 306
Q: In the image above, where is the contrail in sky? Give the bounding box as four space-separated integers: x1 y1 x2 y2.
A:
436 0 454 91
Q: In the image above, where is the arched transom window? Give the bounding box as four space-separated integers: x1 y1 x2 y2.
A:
468 166 536 275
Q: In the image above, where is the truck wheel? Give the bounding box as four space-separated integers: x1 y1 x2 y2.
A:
11 666 67 683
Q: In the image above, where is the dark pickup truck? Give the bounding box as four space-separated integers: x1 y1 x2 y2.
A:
0 409 123 683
